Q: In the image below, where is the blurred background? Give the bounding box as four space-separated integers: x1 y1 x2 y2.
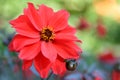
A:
0 0 120 80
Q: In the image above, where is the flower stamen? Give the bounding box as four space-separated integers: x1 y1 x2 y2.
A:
40 27 54 42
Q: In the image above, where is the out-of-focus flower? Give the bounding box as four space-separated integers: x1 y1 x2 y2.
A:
94 0 120 21
94 76 102 80
8 3 82 78
77 18 90 31
112 62 120 80
112 71 120 80
98 50 120 79
96 23 107 37
98 50 116 64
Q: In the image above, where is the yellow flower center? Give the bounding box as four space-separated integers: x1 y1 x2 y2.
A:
40 27 55 42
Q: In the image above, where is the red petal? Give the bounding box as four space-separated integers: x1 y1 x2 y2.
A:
10 15 40 38
41 41 57 62
14 23 40 38
8 41 14 51
8 34 40 52
56 25 76 34
10 15 35 29
34 53 51 78
52 58 66 75
24 3 43 31
38 4 54 26
55 25 82 42
53 40 81 59
112 71 120 80
22 60 32 70
55 33 81 42
49 10 69 32
19 42 41 60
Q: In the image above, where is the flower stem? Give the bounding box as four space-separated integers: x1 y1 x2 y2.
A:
46 71 53 80
40 71 53 80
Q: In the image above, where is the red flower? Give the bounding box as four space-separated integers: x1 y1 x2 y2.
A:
112 62 120 80
96 23 107 37
77 18 90 30
94 76 102 80
112 71 120 80
9 3 82 78
98 50 116 64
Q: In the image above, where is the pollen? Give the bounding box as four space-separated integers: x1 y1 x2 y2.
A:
40 27 55 42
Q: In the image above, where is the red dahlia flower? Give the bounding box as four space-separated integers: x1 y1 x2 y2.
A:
77 18 90 30
112 62 120 80
96 23 107 37
8 3 82 78
98 50 116 64
112 70 120 80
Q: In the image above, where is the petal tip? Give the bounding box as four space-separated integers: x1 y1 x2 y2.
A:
27 2 34 6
